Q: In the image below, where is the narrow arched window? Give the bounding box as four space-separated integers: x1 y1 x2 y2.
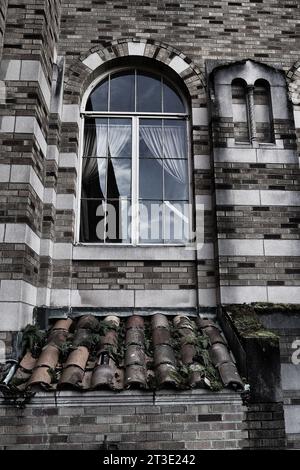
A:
254 79 274 143
79 68 190 244
231 78 249 143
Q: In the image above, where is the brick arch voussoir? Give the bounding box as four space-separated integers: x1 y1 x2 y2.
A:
64 38 206 106
287 60 300 105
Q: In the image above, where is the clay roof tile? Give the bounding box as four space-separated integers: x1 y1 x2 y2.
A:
6 313 243 394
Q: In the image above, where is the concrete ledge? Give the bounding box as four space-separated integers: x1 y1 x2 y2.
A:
50 289 134 308
221 285 300 304
268 286 300 304
135 289 196 308
12 389 243 407
220 286 268 303
73 244 196 261
50 288 197 309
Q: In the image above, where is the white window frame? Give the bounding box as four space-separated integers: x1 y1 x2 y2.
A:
76 66 193 247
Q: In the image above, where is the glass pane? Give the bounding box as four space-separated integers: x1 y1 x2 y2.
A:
137 72 162 112
139 200 163 243
107 158 131 198
164 201 189 243
139 159 163 200
80 199 106 242
164 161 188 200
108 118 131 158
106 199 131 243
139 119 162 158
163 119 187 159
110 72 135 112
86 78 108 111
82 158 106 199
163 79 185 113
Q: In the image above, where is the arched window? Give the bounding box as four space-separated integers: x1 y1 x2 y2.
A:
254 79 274 143
79 68 190 244
231 78 249 143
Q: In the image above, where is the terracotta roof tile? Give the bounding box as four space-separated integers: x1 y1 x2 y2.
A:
4 314 244 393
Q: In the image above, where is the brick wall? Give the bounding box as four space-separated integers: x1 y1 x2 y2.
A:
0 390 248 450
59 0 299 71
65 261 196 291
244 403 286 449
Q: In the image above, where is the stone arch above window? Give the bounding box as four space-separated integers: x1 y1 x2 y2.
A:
64 39 206 107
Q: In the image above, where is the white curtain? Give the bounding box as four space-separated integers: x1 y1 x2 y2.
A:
140 124 186 184
82 123 131 182
81 121 131 240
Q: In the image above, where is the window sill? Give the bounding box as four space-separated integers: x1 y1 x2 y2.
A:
73 244 196 261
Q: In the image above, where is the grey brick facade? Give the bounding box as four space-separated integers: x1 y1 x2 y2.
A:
0 0 299 450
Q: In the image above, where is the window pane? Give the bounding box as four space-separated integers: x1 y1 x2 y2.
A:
163 79 185 113
82 158 106 199
163 119 187 159
107 158 131 198
106 199 131 243
137 72 162 112
139 200 163 243
110 72 135 112
108 118 131 158
164 201 189 243
86 78 108 111
232 79 249 143
164 161 188 200
139 159 163 200
80 199 106 242
139 119 162 158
